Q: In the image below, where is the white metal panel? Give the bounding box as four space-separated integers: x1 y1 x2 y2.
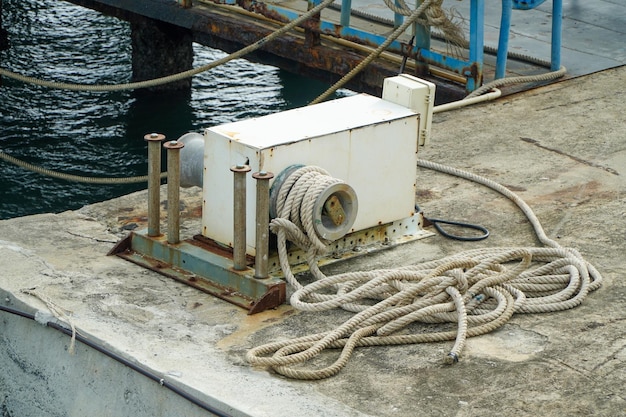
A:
210 94 418 148
202 93 420 255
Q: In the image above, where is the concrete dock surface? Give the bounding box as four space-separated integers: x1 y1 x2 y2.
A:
1 65 625 416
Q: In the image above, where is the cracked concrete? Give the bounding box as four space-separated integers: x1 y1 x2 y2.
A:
1 66 625 416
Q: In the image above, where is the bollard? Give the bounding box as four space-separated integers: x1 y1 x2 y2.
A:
163 140 185 244
252 171 274 279
231 164 251 270
144 133 166 237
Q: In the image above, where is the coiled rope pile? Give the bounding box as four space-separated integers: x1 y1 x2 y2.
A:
246 161 602 380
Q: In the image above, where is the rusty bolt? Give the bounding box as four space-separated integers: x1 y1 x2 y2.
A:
252 171 274 180
163 140 184 150
145 133 165 142
230 164 252 173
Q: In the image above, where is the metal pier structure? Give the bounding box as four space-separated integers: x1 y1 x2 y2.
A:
2 0 621 98
55 0 626 101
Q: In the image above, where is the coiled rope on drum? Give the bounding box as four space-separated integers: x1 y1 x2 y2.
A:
270 166 347 288
246 159 602 380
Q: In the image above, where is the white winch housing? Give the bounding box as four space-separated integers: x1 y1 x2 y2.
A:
201 74 435 256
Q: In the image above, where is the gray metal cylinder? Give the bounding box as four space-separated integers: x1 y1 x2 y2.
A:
164 140 185 244
144 132 165 237
178 132 205 188
312 182 358 241
253 171 274 279
231 164 251 271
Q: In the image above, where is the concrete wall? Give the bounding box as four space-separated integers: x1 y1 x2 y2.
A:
0 309 217 417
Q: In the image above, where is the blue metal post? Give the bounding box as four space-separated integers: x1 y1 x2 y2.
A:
496 0 512 79
551 0 562 70
468 0 485 91
308 0 323 10
394 0 403 28
340 0 352 27
413 0 430 74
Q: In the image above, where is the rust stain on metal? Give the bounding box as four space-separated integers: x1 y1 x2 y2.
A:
192 234 254 265
323 195 346 226
248 285 285 315
462 62 480 80
238 0 291 24
107 233 132 256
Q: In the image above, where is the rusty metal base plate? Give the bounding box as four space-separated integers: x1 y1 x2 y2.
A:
268 212 435 275
109 213 432 314
109 229 286 314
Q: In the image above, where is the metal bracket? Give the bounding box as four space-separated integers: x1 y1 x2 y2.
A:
109 214 432 314
268 212 435 275
108 229 286 314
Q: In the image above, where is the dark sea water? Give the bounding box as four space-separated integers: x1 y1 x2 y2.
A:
0 0 350 220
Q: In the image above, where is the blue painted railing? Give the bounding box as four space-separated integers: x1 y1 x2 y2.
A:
207 0 561 92
497 0 562 78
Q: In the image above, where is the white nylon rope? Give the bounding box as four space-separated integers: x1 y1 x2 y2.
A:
246 162 602 380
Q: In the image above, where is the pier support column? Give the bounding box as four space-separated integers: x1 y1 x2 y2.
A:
131 16 193 94
0 0 9 87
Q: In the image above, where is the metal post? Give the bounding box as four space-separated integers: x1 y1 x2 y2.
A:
252 171 274 279
144 133 165 237
468 0 485 92
340 0 352 27
231 164 251 271
496 0 512 79
412 0 431 75
394 0 403 28
164 140 184 244
551 0 562 71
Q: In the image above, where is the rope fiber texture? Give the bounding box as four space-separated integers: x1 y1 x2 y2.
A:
310 0 434 104
0 150 167 184
246 160 602 380
466 66 567 99
269 166 347 284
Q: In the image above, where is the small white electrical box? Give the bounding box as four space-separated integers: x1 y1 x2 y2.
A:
203 77 434 256
383 74 435 145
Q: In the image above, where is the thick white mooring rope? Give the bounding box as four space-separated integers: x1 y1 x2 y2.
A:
246 161 602 380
